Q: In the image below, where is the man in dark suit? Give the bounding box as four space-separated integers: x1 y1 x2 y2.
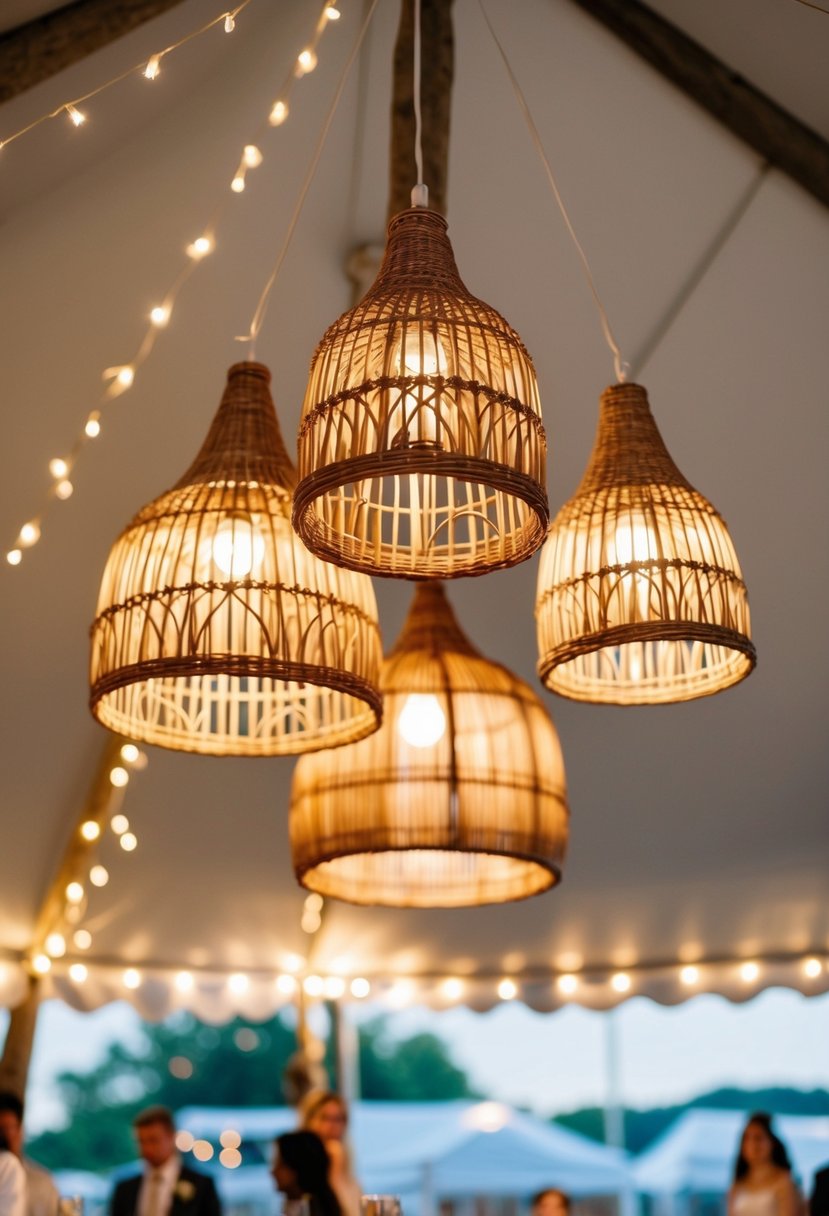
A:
812 1165 829 1216
110 1107 222 1216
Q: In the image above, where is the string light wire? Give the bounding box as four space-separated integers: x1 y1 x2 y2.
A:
242 0 382 355
0 4 253 154
476 0 628 383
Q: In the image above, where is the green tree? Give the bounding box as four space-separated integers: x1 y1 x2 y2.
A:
25 1011 477 1173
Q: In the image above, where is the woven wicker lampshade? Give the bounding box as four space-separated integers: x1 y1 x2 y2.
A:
90 362 383 755
292 207 549 580
536 382 756 704
290 581 569 907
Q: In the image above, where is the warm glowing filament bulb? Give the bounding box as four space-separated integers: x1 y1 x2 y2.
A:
188 235 213 259
224 13 235 32
19 521 40 547
558 974 579 996
611 972 632 992
144 55 161 80
110 814 129 835
325 5 341 18
680 965 699 986
123 968 141 989
150 305 170 327
269 100 289 126
243 144 263 168
109 766 129 788
55 480 73 500
175 970 194 992
211 517 265 578
66 104 86 127
80 820 100 841
804 957 823 978
89 865 109 887
49 458 69 479
85 413 101 437
45 933 66 958
32 954 51 975
231 174 245 193
66 881 84 904
398 693 446 748
497 978 517 1001
296 48 317 74
69 963 88 982
121 743 140 763
116 366 135 388
6 549 22 566
740 961 759 982
73 929 92 950
120 832 138 852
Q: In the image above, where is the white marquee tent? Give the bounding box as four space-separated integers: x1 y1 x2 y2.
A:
0 0 827 1026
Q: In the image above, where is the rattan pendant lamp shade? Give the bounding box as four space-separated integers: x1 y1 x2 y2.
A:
290 581 569 907
90 362 382 755
536 382 756 704
292 207 549 580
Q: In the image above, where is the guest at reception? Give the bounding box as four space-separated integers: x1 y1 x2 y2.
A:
531 1189 571 1216
109 1107 221 1216
728 1113 802 1216
0 1094 58 1216
0 1129 26 1216
811 1163 829 1216
299 1092 361 1216
272 1131 341 1216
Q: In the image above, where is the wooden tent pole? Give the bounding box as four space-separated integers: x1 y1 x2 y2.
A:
0 977 42 1099
388 0 455 220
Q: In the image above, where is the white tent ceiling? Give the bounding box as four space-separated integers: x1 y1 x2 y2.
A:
0 0 827 1020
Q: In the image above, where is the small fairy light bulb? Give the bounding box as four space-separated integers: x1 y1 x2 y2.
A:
350 977 370 999
123 968 141 989
69 963 88 983
89 865 109 887
231 174 246 194
31 953 51 975
7 549 22 566
296 49 317 76
18 521 40 547
611 971 632 993
111 814 129 835
144 55 162 80
497 978 517 1001
85 412 102 438
269 100 289 127
65 881 84 904
45 933 66 958
73 929 92 950
66 104 86 127
49 458 69 479
120 832 138 852
150 304 170 327
55 480 74 500
80 819 101 842
120 743 140 763
224 12 236 33
325 6 341 19
243 145 263 169
116 366 135 388
804 957 823 979
110 765 129 788
187 235 213 259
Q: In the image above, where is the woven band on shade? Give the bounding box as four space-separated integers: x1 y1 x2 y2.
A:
292 207 549 580
536 382 756 704
90 362 382 756
290 582 569 907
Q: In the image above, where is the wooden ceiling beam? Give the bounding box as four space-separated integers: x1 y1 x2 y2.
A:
0 0 186 103
567 0 829 210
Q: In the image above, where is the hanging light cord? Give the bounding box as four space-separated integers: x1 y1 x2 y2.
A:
411 0 429 207
476 0 628 384
241 0 381 356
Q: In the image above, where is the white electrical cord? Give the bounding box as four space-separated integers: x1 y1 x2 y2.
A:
411 0 429 207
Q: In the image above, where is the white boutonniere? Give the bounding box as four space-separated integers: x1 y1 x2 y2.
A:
174 1180 196 1203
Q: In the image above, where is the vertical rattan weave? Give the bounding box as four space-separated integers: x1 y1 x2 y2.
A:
292 207 549 579
535 382 756 704
90 362 383 755
290 582 569 907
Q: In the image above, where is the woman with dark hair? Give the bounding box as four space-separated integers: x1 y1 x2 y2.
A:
728 1113 802 1216
272 1131 341 1216
299 1091 361 1216
0 1128 26 1216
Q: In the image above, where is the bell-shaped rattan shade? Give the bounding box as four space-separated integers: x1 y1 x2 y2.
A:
90 362 383 755
290 582 569 907
536 382 756 704
292 207 549 580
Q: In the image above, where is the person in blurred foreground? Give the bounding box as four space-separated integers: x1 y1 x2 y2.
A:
531 1189 571 1216
728 1112 802 1216
272 1131 341 1216
0 1093 58 1216
109 1106 222 1216
299 1092 361 1216
0 1128 25 1216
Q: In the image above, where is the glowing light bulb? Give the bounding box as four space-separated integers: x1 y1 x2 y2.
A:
296 49 318 75
66 881 84 904
150 304 170 327
325 5 341 18
497 978 517 1001
231 175 245 193
6 549 22 566
73 929 92 950
110 766 129 788
611 972 631 992
55 479 73 500
66 104 86 127
111 814 129 835
85 413 102 437
144 55 161 80
187 235 213 259
243 144 263 168
210 516 265 578
269 100 289 126
388 330 448 450
219 1147 241 1169
224 13 235 32
557 973 579 996
116 366 135 388
31 954 51 975
804 957 823 979
19 521 40 547
276 973 297 995
680 965 699 986
69 963 88 982
89 865 109 887
80 820 100 841
175 970 194 992
45 933 66 958
350 977 370 998
120 832 138 852
192 1141 213 1162
740 961 759 983
228 973 248 994
323 976 345 999
220 1130 241 1150
398 693 446 748
303 974 324 997
123 968 141 989
441 977 464 1001
121 743 139 763
49 458 69 479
